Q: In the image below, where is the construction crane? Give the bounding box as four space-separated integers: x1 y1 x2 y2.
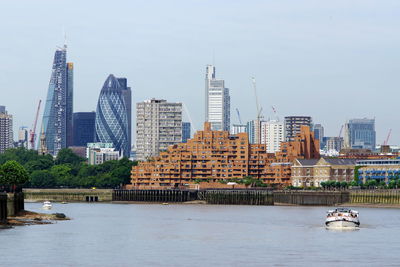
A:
383 129 392 146
251 77 263 121
271 106 279 121
235 108 243 125
251 77 263 144
29 100 41 150
182 102 197 133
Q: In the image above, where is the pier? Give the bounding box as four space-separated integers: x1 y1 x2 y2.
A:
0 193 7 223
199 189 273 205
113 189 198 202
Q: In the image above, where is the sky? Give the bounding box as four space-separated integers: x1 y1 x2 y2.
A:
0 0 399 145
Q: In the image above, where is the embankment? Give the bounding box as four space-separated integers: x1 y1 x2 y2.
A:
22 188 400 207
24 189 113 202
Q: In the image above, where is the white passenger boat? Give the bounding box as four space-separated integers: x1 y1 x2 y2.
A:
42 201 52 210
326 208 359 228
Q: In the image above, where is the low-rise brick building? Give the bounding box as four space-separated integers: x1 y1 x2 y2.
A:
129 123 319 189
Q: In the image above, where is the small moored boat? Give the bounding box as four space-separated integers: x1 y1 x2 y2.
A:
326 208 359 228
42 201 52 210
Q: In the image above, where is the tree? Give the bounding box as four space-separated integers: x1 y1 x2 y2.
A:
55 148 85 165
0 160 30 189
0 147 41 165
350 181 359 187
50 164 73 187
25 157 54 173
30 170 56 188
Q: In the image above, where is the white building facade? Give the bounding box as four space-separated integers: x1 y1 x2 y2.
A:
87 142 121 165
205 65 230 132
260 120 284 153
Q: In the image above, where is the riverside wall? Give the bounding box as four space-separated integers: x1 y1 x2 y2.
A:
349 190 400 205
274 191 350 206
24 189 113 202
22 188 400 206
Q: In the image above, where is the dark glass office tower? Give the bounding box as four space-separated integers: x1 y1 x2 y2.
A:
95 74 130 157
41 45 73 155
117 77 132 155
182 122 191 143
73 112 96 146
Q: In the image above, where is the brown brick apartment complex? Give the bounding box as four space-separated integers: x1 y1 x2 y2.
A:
129 122 319 189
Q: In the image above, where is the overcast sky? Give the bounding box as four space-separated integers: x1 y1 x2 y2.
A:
1 0 399 145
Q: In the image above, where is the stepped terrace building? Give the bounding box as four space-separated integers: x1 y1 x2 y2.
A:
130 123 319 189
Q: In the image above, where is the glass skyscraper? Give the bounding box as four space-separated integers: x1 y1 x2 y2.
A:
41 45 73 155
95 74 130 157
182 122 191 143
116 78 132 154
344 118 376 150
205 65 230 131
73 112 96 146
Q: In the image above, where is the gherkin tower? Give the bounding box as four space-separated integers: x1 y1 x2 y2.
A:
95 74 130 157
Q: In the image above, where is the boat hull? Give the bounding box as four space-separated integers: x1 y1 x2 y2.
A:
326 220 359 228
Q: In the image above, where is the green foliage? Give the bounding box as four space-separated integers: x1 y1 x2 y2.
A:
50 164 73 186
30 170 56 188
354 166 362 182
25 157 54 173
320 180 348 189
0 148 137 189
0 160 29 186
350 180 359 187
388 179 400 189
55 148 85 165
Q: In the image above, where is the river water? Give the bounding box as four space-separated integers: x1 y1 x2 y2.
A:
1 203 400 266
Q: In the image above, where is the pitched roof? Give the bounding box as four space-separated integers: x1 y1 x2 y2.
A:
321 158 357 165
296 159 319 166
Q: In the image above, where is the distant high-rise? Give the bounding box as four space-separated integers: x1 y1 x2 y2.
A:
116 78 132 155
17 126 29 149
0 107 13 153
284 116 312 142
40 45 73 155
246 120 258 144
231 124 247 135
313 124 324 141
323 137 344 152
260 120 284 153
95 75 130 157
66 63 74 147
344 118 376 150
136 99 182 161
73 112 96 146
205 65 230 131
182 122 191 143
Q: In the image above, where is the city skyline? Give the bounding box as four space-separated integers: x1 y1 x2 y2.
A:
1 1 399 145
